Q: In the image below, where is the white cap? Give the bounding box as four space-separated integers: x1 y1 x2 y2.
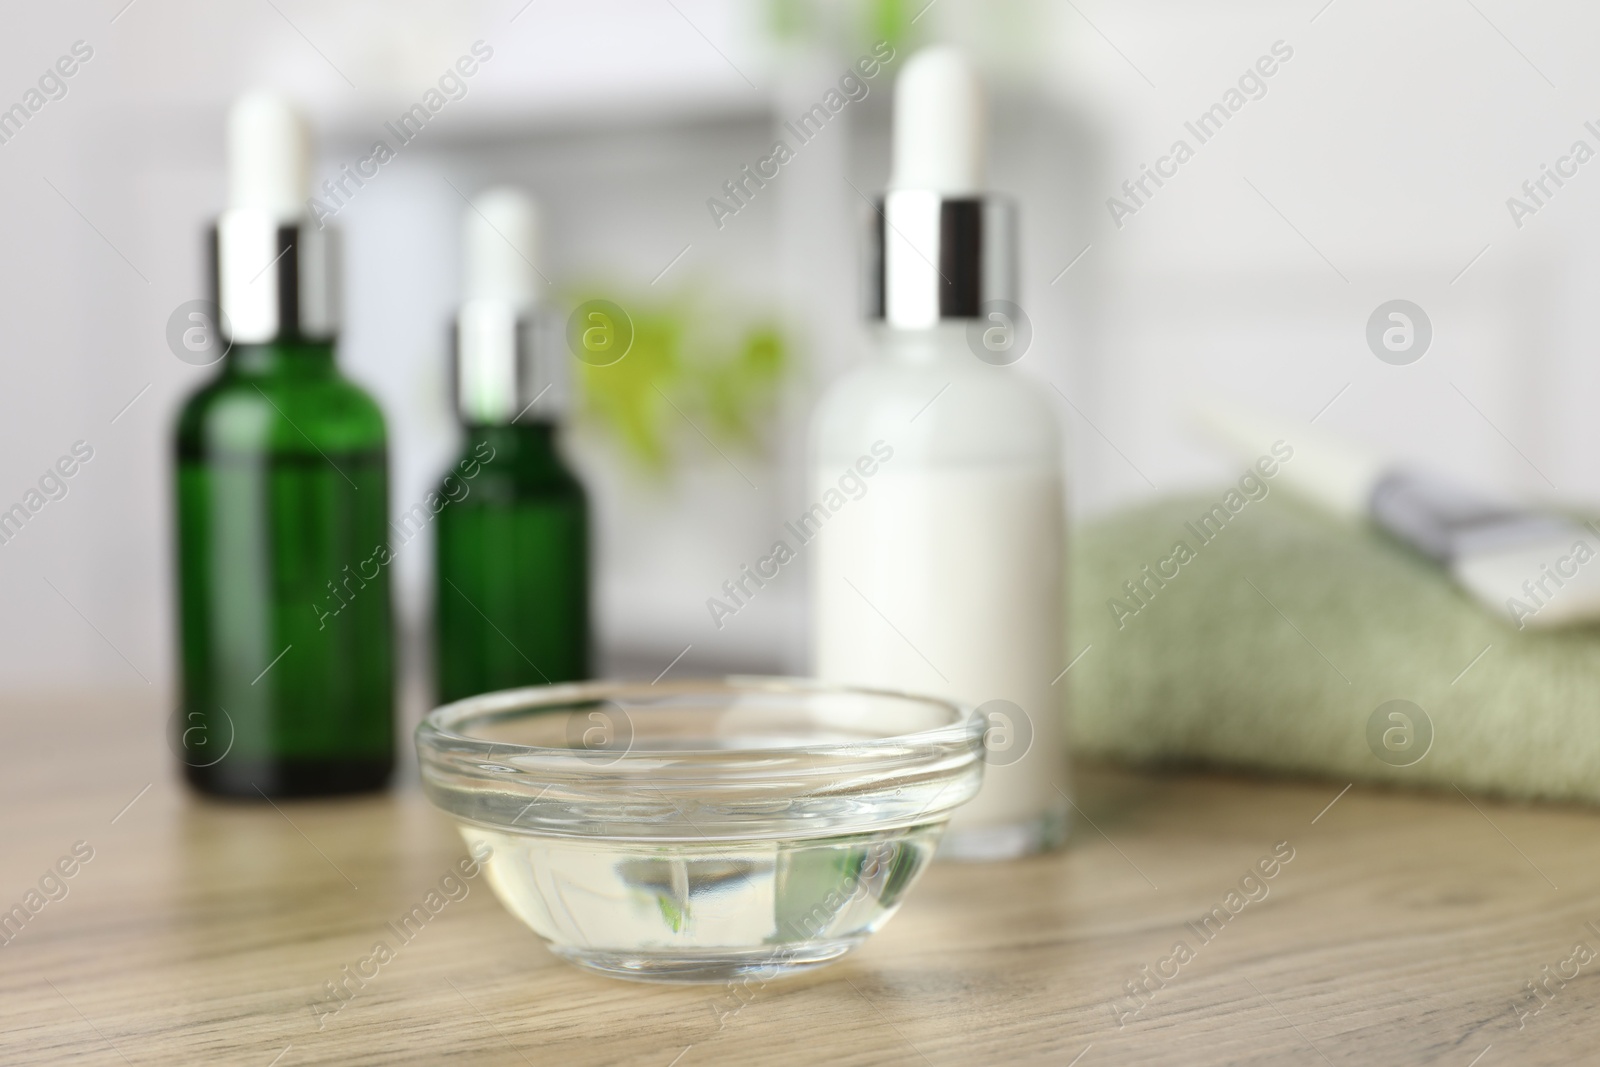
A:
890 46 985 194
463 187 541 307
227 91 310 220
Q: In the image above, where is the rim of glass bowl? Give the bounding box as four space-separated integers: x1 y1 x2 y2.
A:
415 676 988 840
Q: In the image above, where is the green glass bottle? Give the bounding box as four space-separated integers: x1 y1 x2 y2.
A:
434 187 590 703
173 93 393 796
435 422 589 702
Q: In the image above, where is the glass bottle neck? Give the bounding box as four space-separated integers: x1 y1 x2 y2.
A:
459 421 566 476
224 340 339 378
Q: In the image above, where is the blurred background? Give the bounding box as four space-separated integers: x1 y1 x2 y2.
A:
3 0 1596 719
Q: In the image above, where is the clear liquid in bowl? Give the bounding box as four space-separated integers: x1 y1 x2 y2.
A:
463 823 941 983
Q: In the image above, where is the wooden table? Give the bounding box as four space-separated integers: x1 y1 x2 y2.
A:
4 690 1596 1066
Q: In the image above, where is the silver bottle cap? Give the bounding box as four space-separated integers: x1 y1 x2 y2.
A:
453 301 565 425
865 192 1016 328
210 210 339 344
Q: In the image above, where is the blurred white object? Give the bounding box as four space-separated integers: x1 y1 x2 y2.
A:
227 90 309 218
456 186 553 425
461 186 540 306
1192 399 1383 521
890 45 984 194
810 47 1069 860
217 90 337 344
1197 402 1600 631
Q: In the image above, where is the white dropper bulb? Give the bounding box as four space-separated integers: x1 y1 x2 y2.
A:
227 91 310 220
462 187 541 306
890 46 986 194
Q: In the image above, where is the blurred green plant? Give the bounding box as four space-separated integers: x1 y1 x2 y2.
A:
568 289 790 479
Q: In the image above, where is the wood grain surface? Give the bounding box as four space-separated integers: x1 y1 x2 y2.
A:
2 689 1596 1065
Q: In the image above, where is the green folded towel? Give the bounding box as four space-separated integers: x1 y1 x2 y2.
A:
1069 492 1600 804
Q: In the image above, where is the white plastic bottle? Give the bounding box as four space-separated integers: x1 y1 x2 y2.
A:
808 47 1069 860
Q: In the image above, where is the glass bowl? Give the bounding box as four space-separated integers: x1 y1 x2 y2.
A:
416 677 985 984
